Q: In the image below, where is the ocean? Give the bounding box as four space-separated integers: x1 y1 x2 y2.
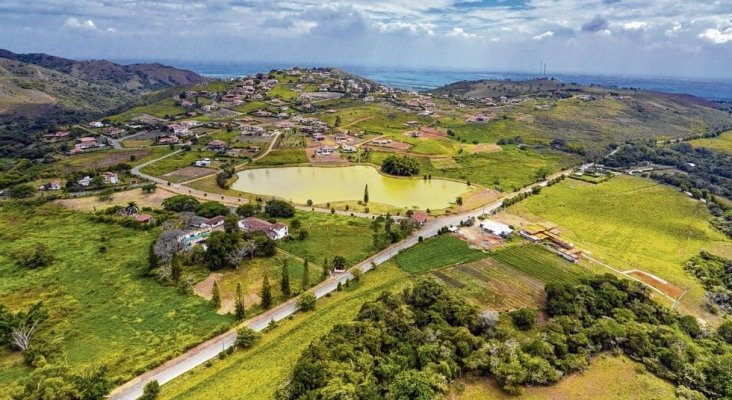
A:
155 61 732 102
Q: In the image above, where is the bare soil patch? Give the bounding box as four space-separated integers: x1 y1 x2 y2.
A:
628 270 685 299
55 188 175 212
163 166 217 183
468 143 502 154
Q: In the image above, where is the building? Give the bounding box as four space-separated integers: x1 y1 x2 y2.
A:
40 180 62 191
238 217 289 240
158 135 180 145
195 158 211 167
480 220 513 237
135 214 153 224
76 137 99 150
103 172 119 184
412 211 428 225
341 145 357 153
207 140 227 152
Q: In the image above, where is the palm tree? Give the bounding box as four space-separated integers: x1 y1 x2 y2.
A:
124 201 139 216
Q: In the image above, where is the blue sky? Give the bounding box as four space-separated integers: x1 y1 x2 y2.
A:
0 0 730 78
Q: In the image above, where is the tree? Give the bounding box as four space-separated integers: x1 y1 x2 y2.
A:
678 315 702 338
162 195 200 212
235 327 260 349
205 231 240 270
265 200 295 218
224 214 240 234
297 292 316 311
290 219 301 230
236 203 259 217
235 283 246 320
363 184 369 204
281 260 291 297
139 380 160 400
456 196 463 208
141 182 157 193
718 320 732 344
388 370 435 400
509 308 537 331
334 115 341 127
153 230 184 263
532 186 543 195
148 241 159 270
261 275 273 309
381 155 420 176
10 302 47 351
321 257 330 280
196 201 230 218
211 281 221 309
75 366 113 400
170 253 182 284
302 258 310 289
332 255 346 271
8 184 35 198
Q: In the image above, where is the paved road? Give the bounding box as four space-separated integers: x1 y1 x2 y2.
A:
108 170 568 400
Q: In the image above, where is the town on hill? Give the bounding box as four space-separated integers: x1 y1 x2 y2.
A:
1 52 732 400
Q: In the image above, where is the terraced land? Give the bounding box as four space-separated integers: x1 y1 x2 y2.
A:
395 235 486 275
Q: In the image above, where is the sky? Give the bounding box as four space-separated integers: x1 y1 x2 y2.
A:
0 0 731 79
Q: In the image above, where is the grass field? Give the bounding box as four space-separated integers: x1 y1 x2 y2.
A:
140 149 218 177
451 355 676 400
0 205 229 396
509 175 732 322
57 147 173 173
278 211 376 267
108 98 185 122
159 262 411 400
252 148 308 166
395 235 486 275
689 131 732 154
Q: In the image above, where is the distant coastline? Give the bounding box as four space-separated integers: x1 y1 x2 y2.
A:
114 59 732 102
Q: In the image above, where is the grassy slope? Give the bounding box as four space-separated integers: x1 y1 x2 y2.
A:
395 235 485 275
509 175 732 321
140 149 218 177
252 148 308 166
452 355 676 400
690 131 732 154
159 262 410 400
0 205 229 396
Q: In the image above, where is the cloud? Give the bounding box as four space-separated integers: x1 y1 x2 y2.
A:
622 21 649 31
581 15 609 32
64 17 96 30
699 27 732 44
532 30 554 40
446 27 477 38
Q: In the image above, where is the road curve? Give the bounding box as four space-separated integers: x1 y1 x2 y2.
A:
108 170 569 400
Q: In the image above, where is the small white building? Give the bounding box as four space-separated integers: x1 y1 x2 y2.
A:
195 158 211 167
480 220 513 237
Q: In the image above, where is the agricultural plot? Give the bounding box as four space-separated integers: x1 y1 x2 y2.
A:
452 355 676 400
140 149 219 177
277 211 376 268
159 263 411 400
58 147 170 172
509 175 732 322
488 244 589 285
0 205 229 397
252 148 308 166
162 166 217 183
395 235 486 275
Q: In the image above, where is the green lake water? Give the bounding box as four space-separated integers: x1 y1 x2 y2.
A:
232 165 469 209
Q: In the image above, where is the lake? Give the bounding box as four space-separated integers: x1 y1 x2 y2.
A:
232 165 469 209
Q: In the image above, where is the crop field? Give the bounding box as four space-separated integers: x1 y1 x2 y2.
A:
395 235 486 275
277 211 376 267
488 244 589 285
140 149 219 177
451 355 676 400
438 258 546 310
0 205 229 396
57 147 172 172
509 175 732 322
689 131 732 154
159 262 411 400
252 148 308 166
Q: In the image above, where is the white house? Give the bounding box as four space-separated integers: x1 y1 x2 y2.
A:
195 158 211 167
480 220 513 237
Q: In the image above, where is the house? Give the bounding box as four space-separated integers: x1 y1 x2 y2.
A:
76 137 98 150
103 172 119 184
207 140 227 152
313 133 325 141
412 211 428 225
40 179 62 191
78 176 92 187
158 135 180 145
135 214 153 224
104 127 125 137
480 220 513 237
206 216 226 229
89 121 104 128
238 217 289 240
43 131 71 141
195 158 211 167
316 146 335 156
247 145 261 153
255 109 274 117
341 145 357 153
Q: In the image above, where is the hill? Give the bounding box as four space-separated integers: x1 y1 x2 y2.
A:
0 49 205 92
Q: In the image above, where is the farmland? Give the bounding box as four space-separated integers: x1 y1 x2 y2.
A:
139 149 219 177
158 262 410 400
508 175 732 322
689 130 732 154
0 204 229 397
252 148 308 166
395 235 486 275
489 244 589 285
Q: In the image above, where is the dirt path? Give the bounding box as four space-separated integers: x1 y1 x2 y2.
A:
342 116 373 128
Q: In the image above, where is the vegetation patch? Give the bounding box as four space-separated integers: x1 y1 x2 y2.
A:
395 235 485 275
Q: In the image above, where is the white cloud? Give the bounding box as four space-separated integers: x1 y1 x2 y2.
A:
699 27 732 44
533 30 554 41
446 27 477 38
622 21 649 31
64 17 97 30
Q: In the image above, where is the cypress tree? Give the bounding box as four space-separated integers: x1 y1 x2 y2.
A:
261 275 273 309
281 259 291 297
321 257 330 280
363 184 369 204
171 253 181 283
235 282 245 320
148 241 159 270
211 281 221 309
302 258 310 290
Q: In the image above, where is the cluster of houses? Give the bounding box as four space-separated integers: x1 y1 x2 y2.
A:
176 214 290 251
69 137 105 154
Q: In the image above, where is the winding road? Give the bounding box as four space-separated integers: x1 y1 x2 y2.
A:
108 169 568 400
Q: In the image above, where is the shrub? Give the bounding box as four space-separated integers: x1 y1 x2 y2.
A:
236 203 260 217
265 200 295 218
15 244 54 269
139 380 160 400
196 201 230 218
297 292 316 311
162 195 200 212
235 327 261 349
381 155 420 176
509 308 537 331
